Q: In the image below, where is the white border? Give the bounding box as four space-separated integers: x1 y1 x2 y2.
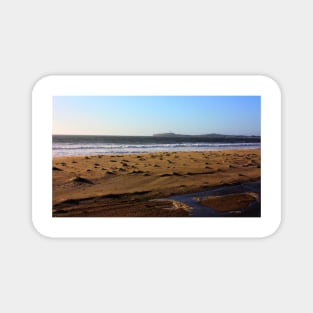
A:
32 75 281 238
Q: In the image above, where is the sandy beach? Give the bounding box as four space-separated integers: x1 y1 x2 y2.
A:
53 149 261 217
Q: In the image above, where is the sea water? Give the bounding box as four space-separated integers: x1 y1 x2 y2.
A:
53 135 261 157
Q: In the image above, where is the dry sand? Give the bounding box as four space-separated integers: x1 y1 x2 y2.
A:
52 149 261 217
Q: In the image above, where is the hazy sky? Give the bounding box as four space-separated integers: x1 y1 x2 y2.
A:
53 96 261 136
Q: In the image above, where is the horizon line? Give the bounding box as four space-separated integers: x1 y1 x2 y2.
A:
52 133 261 137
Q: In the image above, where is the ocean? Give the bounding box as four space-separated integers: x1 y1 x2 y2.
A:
53 135 261 157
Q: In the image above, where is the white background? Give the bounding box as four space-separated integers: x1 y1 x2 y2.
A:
0 1 310 312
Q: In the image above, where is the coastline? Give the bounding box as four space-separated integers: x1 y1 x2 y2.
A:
53 148 261 217
52 134 260 157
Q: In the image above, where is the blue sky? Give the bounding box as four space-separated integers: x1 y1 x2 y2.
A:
53 96 261 136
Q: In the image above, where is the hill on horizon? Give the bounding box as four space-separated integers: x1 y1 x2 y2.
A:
153 132 260 138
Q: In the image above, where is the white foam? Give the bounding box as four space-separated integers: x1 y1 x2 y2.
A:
52 142 261 157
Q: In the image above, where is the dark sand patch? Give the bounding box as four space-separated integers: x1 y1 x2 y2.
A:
71 176 94 185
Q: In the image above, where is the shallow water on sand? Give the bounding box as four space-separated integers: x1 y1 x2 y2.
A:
158 180 261 217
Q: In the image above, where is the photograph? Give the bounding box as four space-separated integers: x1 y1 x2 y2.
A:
52 95 261 218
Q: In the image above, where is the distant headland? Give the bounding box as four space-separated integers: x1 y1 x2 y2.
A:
153 132 260 139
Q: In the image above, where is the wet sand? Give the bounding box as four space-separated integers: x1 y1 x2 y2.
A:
161 180 260 217
52 149 261 217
